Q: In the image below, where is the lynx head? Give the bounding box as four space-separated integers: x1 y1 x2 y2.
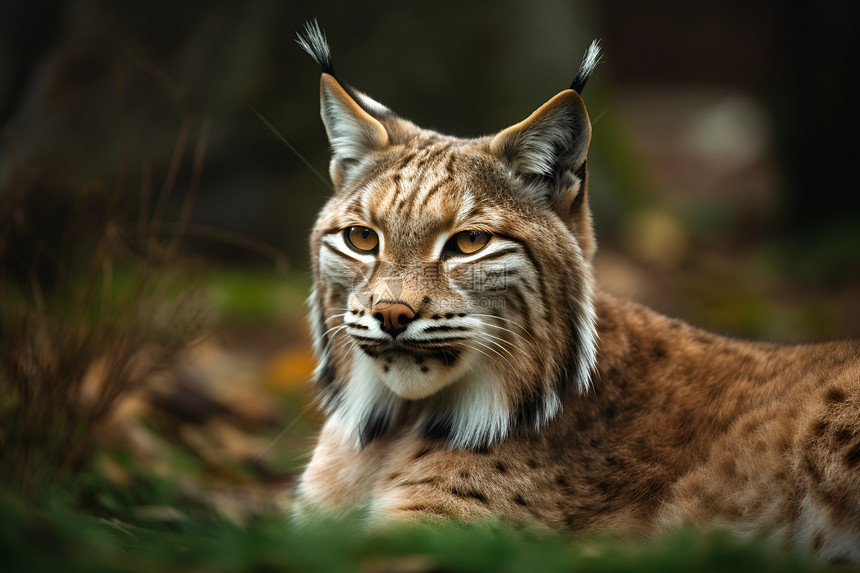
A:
298 21 601 450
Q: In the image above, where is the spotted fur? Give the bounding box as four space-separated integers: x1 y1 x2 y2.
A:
292 23 860 562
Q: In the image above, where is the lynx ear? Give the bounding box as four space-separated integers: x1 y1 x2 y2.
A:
490 40 600 206
490 90 591 180
319 74 390 169
491 90 595 256
297 20 391 186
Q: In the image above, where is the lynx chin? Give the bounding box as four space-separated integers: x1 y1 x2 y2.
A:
291 20 860 562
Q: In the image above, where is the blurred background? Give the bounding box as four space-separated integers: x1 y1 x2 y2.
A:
1 0 858 524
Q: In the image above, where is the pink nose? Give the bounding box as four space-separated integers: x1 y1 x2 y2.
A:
371 302 415 337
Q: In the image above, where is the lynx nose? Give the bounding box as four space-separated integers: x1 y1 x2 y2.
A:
372 302 415 337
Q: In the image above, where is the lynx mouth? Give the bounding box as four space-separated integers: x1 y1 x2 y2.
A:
358 343 462 366
353 337 464 373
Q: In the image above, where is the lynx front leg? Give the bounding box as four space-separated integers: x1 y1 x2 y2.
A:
369 475 497 524
292 421 389 522
366 438 515 525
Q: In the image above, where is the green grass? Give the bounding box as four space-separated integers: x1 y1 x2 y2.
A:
0 472 837 573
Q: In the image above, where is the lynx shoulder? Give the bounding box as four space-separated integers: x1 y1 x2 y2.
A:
292 21 860 562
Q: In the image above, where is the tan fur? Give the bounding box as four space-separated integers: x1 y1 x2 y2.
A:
293 27 860 561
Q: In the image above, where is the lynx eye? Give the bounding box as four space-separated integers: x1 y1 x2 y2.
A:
343 226 379 254
446 230 491 256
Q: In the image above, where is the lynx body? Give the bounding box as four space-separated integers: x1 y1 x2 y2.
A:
292 23 860 561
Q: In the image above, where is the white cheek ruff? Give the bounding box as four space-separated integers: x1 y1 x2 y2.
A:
308 289 327 371
328 353 402 449
572 280 598 394
425 370 512 449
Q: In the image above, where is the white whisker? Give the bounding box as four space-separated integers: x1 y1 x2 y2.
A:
474 318 541 356
470 313 532 336
322 323 350 339
475 331 519 363
469 338 518 372
324 311 349 324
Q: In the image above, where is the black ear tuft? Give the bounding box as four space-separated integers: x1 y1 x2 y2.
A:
570 40 602 94
296 19 335 76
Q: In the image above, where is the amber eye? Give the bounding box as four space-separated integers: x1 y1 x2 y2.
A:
343 226 379 254
446 230 491 256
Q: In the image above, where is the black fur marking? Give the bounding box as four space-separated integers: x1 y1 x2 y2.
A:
835 428 853 445
444 154 456 176
826 386 847 404
569 40 601 94
472 247 521 265
359 408 391 447
399 477 439 486
846 442 860 467
296 19 396 121
812 532 824 552
423 325 467 333
419 180 449 211
504 284 529 317
812 419 828 438
422 414 454 442
451 487 488 504
317 358 336 386
296 20 335 76
415 135 441 151
414 446 433 459
359 345 381 358
429 348 460 367
516 386 547 429
392 173 403 201
495 234 548 323
322 240 360 263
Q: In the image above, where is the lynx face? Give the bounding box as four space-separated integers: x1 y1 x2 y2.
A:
301 23 601 450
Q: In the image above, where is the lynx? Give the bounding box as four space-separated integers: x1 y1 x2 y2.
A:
292 22 860 561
